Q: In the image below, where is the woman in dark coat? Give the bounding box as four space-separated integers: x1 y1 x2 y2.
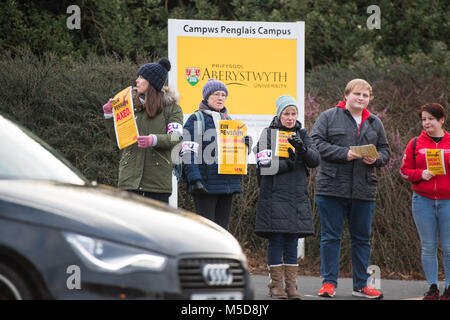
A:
182 79 246 230
255 95 320 299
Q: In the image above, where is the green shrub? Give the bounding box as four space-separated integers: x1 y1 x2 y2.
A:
2 1 449 68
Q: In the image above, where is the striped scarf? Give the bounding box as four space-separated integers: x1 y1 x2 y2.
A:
198 100 231 119
198 100 231 128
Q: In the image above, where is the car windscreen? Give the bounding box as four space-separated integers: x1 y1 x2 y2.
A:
0 116 86 185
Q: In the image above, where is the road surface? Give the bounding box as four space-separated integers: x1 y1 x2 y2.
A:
250 274 436 300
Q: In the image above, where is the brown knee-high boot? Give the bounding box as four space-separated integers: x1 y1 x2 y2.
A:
284 265 301 300
268 265 288 299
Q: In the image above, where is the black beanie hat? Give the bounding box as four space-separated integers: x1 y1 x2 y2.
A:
136 58 171 91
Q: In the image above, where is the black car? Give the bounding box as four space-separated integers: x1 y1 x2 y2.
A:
0 114 253 300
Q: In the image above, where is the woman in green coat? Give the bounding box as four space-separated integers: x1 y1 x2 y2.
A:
102 58 183 203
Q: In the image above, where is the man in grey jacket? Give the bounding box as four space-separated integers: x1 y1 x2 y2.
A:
311 79 390 299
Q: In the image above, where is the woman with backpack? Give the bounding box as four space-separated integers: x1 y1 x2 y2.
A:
102 58 183 203
181 79 251 229
400 102 450 300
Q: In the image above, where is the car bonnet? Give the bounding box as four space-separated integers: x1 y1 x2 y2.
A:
0 180 243 258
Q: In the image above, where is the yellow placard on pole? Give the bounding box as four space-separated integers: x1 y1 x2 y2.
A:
426 149 446 175
112 87 139 149
350 144 380 159
217 120 247 175
275 130 295 158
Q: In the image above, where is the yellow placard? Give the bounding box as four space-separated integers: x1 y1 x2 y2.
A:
426 149 446 175
350 144 380 159
275 131 295 158
177 37 297 115
217 120 247 175
112 87 139 149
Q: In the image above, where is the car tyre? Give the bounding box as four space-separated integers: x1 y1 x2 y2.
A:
0 263 34 300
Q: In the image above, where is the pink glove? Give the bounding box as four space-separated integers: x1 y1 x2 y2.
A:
103 99 113 114
137 135 154 148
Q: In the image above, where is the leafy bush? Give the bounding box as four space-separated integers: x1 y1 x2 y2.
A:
2 0 449 68
0 48 137 184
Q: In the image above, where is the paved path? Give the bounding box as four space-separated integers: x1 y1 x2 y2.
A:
250 274 438 300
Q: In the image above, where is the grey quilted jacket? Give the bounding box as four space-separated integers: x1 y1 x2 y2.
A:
310 102 390 201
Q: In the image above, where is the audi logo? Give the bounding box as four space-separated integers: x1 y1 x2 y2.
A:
202 264 233 286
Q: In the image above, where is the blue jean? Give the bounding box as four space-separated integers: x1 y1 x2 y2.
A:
412 192 450 288
316 195 375 290
267 233 298 266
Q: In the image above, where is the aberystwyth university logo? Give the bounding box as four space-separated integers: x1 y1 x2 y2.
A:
185 67 201 86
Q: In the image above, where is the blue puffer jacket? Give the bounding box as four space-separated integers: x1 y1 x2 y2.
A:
182 103 242 194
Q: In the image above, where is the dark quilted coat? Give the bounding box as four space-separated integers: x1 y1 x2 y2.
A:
254 117 320 239
310 102 390 201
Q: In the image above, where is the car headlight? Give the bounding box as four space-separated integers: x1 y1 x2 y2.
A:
63 232 167 274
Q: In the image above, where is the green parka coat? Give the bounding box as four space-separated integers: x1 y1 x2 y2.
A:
105 86 183 194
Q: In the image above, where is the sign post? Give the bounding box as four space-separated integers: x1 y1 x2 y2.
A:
167 19 305 257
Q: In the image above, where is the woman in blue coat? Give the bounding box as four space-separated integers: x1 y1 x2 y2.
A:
255 95 320 299
182 79 248 229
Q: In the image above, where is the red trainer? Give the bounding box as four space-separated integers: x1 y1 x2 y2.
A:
352 286 383 299
423 284 440 300
318 283 336 298
439 285 449 300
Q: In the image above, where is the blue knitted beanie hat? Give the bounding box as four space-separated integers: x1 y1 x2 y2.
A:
202 79 228 100
136 58 171 91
